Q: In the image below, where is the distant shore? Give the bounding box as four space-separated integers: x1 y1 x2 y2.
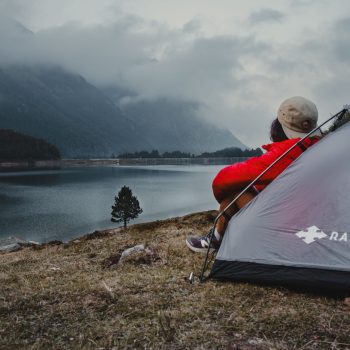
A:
0 157 248 171
0 160 62 172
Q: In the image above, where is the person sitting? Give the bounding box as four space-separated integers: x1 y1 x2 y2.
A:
186 96 322 253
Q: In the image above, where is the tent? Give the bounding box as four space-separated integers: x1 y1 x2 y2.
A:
210 121 350 292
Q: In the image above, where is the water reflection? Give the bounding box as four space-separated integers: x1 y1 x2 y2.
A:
0 165 220 242
0 193 25 205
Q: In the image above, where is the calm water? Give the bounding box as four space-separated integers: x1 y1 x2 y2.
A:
0 165 221 242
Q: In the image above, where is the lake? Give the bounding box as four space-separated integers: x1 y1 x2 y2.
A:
0 165 221 242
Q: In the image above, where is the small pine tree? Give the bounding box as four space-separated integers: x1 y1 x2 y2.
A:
111 186 143 229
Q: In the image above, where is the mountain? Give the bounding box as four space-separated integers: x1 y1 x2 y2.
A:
0 15 33 38
118 98 246 153
0 65 245 157
0 65 150 157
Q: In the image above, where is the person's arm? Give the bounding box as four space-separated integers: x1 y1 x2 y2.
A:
212 139 304 203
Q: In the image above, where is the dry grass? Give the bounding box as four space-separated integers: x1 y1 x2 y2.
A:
0 211 349 349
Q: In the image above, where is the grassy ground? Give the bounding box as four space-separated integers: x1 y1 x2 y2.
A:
0 211 349 349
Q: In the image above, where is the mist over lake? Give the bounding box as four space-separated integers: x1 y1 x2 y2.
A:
0 165 220 242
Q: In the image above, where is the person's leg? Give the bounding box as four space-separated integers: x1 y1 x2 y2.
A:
186 188 257 253
216 189 257 235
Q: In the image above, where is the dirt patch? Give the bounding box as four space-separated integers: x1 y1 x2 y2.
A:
101 251 123 268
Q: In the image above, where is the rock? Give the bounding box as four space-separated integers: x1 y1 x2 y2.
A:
119 244 145 262
119 244 160 265
0 236 42 253
0 235 27 245
102 244 160 268
0 236 28 253
0 243 22 252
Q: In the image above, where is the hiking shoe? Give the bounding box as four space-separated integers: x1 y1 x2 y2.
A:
186 232 221 253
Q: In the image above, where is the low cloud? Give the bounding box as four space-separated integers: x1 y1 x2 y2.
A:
248 8 286 24
0 4 349 147
0 13 272 145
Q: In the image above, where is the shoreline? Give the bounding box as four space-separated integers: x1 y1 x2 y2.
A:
0 210 214 252
0 157 248 171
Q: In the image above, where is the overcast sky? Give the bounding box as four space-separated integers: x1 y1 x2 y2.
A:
0 0 349 147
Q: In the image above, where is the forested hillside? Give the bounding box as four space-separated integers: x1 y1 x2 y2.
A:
0 66 150 158
118 147 263 158
0 129 60 161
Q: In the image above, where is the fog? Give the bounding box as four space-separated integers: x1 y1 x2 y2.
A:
0 0 349 147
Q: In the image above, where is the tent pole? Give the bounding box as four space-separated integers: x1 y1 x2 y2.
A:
199 106 349 282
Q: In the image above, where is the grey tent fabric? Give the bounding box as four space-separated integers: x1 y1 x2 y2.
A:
211 123 350 292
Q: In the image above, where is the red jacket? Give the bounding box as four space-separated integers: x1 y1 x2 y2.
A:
212 137 320 203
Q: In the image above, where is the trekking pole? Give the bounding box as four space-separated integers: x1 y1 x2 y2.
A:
199 106 350 282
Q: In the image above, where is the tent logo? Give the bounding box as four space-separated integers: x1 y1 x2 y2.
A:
295 226 348 244
295 226 328 244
